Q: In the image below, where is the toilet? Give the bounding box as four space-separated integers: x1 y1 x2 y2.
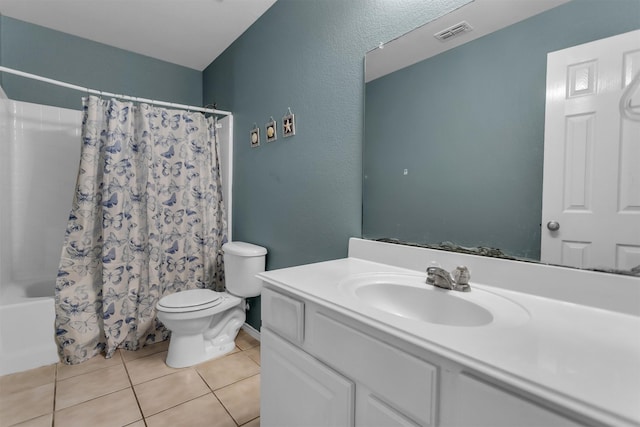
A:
156 241 267 368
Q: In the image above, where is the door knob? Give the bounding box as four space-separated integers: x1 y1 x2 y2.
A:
547 221 560 231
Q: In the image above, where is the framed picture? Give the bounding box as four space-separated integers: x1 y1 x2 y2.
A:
266 119 277 142
250 127 260 147
283 113 296 137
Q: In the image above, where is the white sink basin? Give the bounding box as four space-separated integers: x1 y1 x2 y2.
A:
340 273 529 327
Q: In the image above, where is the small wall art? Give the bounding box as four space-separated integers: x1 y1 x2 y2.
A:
283 108 296 138
250 124 260 147
266 117 277 142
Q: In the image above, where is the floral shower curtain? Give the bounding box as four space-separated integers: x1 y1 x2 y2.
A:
55 96 227 364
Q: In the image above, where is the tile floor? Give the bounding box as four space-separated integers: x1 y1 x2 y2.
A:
0 329 261 427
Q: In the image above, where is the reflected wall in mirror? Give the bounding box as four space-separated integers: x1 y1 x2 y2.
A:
363 0 640 273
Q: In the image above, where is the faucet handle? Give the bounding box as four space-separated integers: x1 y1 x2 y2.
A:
426 261 441 284
452 266 470 285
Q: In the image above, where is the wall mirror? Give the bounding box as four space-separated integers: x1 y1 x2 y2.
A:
363 0 640 275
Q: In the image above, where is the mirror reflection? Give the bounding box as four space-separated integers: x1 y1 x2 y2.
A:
363 0 640 274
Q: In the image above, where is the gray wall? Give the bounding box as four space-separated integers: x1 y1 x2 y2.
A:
0 16 202 110
364 0 640 260
202 0 472 328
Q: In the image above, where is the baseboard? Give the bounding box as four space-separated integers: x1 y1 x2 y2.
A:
241 323 261 342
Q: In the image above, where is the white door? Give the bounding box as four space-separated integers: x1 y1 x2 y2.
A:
541 30 640 271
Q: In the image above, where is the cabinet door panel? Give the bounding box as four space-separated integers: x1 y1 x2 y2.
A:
358 391 421 427
261 328 355 427
311 311 437 426
454 374 584 427
262 288 305 344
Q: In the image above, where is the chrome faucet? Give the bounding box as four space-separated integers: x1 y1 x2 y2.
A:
426 265 471 292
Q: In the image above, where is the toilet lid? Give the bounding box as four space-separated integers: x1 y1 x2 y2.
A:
157 289 223 311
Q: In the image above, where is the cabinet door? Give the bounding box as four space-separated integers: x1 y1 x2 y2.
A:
311 310 438 426
452 374 585 427
261 328 355 427
357 389 421 427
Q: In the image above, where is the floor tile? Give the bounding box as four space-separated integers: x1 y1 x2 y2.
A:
124 351 179 385
134 369 210 417
0 382 54 427
54 388 142 427
145 394 236 427
9 413 52 427
0 331 263 427
55 363 130 410
0 365 55 396
244 345 260 365
57 350 123 380
241 417 260 427
215 374 260 426
121 340 169 362
196 351 260 390
235 329 260 350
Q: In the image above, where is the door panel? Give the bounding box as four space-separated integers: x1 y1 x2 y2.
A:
542 30 640 270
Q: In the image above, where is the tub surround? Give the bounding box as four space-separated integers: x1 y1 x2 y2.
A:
258 238 640 426
0 98 80 376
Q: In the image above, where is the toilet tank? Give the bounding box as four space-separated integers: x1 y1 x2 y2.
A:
222 241 267 298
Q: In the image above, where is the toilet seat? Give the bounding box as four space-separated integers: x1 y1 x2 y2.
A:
157 289 224 313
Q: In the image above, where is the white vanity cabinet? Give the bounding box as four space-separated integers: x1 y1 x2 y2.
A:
262 287 438 427
261 286 602 427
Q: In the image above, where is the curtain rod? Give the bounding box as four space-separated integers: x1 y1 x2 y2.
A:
0 66 231 116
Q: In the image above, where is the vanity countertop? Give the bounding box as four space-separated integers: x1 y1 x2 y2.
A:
257 256 640 427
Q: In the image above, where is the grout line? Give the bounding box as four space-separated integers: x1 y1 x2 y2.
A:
193 345 260 426
1 341 257 426
3 364 59 427
119 349 147 425
55 357 122 382
52 386 135 415
210 387 240 427
52 362 58 426
214 372 261 427
239 415 260 426
140 391 213 422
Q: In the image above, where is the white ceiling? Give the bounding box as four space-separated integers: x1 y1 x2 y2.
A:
0 0 278 71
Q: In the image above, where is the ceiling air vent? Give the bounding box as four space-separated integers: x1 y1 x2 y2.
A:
434 21 473 42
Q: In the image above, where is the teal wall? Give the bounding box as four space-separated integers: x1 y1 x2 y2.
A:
364 0 640 260
5 1 626 331
0 16 202 110
202 0 472 329
0 2 473 331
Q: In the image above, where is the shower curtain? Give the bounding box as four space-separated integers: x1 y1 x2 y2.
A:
55 96 227 364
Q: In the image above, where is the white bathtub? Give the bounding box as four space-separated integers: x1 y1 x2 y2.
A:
0 90 81 375
0 293 58 375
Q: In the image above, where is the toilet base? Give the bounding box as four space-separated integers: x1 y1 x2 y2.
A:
163 302 246 368
165 332 238 368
